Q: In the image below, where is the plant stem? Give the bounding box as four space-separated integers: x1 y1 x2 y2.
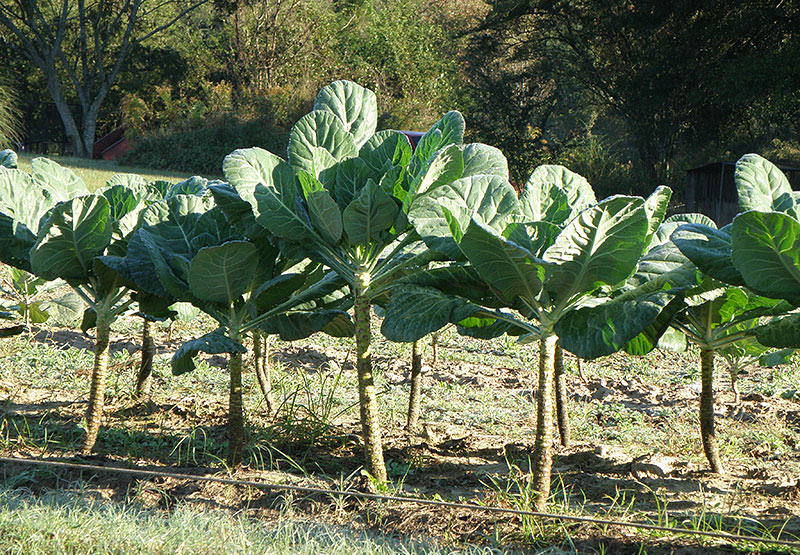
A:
554 341 571 448
135 317 154 399
354 275 387 483
228 349 245 467
700 347 723 473
431 332 438 365
253 332 274 415
406 339 423 433
532 334 558 511
80 315 110 454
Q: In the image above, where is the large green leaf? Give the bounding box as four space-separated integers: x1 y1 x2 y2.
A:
359 130 413 176
526 165 596 219
752 312 800 348
0 168 52 269
556 287 684 359
172 330 247 375
461 144 509 180
460 219 548 305
30 195 112 281
0 149 18 169
258 310 353 341
730 211 800 305
342 180 398 246
188 241 258 304
223 147 310 239
410 111 465 171
672 223 744 286
394 264 505 308
503 221 561 258
518 177 570 225
314 80 378 149
288 111 358 178
332 157 379 210
644 186 672 244
735 154 792 213
253 273 307 312
307 189 343 244
31 157 89 202
381 284 482 342
544 196 648 305
167 176 209 198
410 174 519 258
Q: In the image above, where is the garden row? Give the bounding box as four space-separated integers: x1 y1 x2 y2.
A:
1 81 800 512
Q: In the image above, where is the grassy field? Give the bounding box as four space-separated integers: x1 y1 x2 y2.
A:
2 156 800 553
15 153 196 191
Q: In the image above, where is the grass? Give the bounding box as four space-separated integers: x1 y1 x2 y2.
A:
15 153 195 192
0 485 501 554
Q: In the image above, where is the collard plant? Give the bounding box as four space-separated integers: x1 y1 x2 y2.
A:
0 156 156 453
666 155 800 471
103 188 354 466
382 165 677 509
0 265 82 327
223 80 515 481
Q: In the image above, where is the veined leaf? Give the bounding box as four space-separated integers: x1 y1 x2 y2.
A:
526 165 596 219
342 180 398 246
543 196 648 306
519 177 570 225
30 195 112 281
735 153 792 213
307 189 343 244
258 310 353 341
0 168 52 269
314 80 378 149
644 186 672 244
409 111 465 171
188 241 258 304
381 284 481 342
288 111 357 178
31 157 89 202
731 211 800 305
359 130 413 177
0 149 17 169
172 330 246 375
672 223 744 286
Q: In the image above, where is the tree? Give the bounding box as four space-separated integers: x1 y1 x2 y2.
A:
0 0 209 157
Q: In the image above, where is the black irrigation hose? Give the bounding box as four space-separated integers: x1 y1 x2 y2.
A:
1 456 799 549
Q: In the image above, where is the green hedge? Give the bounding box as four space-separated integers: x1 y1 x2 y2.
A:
121 119 288 176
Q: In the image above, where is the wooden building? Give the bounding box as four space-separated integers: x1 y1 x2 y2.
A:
685 160 800 225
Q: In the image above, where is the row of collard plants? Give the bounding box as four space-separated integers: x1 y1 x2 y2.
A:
2 81 800 510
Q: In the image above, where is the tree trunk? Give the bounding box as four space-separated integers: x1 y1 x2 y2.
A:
253 332 274 415
135 318 154 399
354 278 387 483
554 341 571 448
80 317 110 454
700 348 723 473
532 334 558 511
406 339 423 433
228 350 245 467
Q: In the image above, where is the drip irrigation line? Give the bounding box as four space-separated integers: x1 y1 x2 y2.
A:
1 456 798 549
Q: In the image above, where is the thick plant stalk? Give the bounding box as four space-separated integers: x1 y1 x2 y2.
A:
406 339 423 433
135 318 154 399
553 341 571 448
431 332 438 365
532 334 558 511
354 276 387 483
700 348 723 473
228 350 245 467
253 332 274 415
728 362 741 404
81 317 110 454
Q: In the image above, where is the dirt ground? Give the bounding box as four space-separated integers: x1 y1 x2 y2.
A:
1 316 800 553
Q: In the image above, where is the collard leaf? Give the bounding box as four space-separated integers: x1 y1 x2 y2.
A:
307 189 343 244
31 157 89 202
672 223 744 286
168 176 208 198
359 130 412 176
332 157 378 210
460 219 548 305
223 147 310 239
288 111 357 178
0 149 18 169
735 154 792 213
410 111 465 170
0 168 52 269
30 195 113 281
381 285 482 342
188 241 258 304
503 221 560 258
527 165 596 218
258 310 353 341
644 186 672 244
752 312 800 348
105 173 148 191
556 287 684 359
410 174 520 258
314 80 378 149
172 330 246 375
519 177 570 225
543 196 648 305
461 144 509 180
730 211 800 305
342 180 398 245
